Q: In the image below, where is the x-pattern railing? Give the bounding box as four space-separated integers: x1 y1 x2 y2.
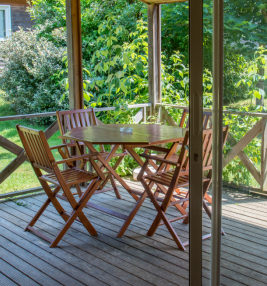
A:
1 102 267 198
0 104 150 198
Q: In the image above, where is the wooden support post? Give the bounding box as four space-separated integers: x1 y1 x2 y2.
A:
66 0 83 110
148 4 161 111
211 0 224 284
189 0 203 285
261 119 267 191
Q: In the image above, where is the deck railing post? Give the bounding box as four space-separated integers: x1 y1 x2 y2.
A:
261 119 267 192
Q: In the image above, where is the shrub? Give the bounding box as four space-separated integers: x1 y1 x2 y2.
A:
224 47 266 104
0 28 68 123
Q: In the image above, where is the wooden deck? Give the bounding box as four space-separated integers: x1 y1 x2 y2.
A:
1 181 267 286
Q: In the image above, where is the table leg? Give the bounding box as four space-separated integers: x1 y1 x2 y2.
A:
85 142 139 201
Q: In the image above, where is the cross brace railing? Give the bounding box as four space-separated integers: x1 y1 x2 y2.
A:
0 104 150 199
1 102 267 198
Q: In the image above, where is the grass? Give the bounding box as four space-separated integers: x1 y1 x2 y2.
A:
0 96 61 194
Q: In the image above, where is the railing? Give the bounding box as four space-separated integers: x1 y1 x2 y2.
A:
157 103 267 193
1 101 267 200
0 103 151 200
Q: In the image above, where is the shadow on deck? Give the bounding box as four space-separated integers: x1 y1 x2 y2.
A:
0 181 267 286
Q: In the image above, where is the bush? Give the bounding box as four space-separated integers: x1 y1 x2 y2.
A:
0 28 68 123
224 47 266 104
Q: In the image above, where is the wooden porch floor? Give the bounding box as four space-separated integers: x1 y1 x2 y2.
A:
1 181 267 286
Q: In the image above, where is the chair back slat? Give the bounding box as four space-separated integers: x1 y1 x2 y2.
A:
57 108 99 145
176 126 228 174
57 108 98 135
179 109 188 128
16 125 54 171
179 132 189 171
203 113 212 128
178 108 212 129
202 129 213 170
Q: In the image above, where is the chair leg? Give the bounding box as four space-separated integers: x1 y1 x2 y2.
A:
25 186 67 232
159 210 186 251
117 192 147 237
109 175 121 199
50 179 101 248
25 198 50 231
97 155 123 199
147 212 162 237
204 192 212 204
147 192 188 235
203 200 226 236
141 179 186 250
25 184 71 245
75 185 83 197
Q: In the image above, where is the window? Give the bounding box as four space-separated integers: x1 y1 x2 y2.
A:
0 5 11 40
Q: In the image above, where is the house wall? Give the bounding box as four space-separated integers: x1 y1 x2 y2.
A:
11 5 32 31
0 0 32 32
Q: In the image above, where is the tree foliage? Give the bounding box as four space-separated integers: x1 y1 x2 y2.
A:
0 28 68 122
0 0 266 179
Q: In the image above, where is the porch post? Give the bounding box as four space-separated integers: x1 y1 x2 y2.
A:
147 4 161 110
66 0 83 110
189 0 203 285
261 119 267 191
211 0 224 284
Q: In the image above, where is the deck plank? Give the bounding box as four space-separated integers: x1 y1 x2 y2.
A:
0 258 39 286
1 200 187 286
0 272 19 286
86 192 267 285
0 242 63 286
0 184 266 286
13 194 267 286
25 195 264 286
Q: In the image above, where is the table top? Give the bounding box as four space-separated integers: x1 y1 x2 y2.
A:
61 124 187 146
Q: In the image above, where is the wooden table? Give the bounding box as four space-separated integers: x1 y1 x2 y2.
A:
61 124 187 230
62 123 186 178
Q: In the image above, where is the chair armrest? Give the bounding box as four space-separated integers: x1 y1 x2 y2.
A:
50 143 78 150
55 153 98 165
140 152 179 166
143 146 170 153
49 144 69 150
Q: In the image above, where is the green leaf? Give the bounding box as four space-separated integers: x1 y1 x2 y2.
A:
84 91 93 102
120 81 127 94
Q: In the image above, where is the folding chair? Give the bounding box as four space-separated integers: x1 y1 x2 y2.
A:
17 125 104 248
178 108 212 129
137 127 228 250
146 108 213 203
56 108 126 199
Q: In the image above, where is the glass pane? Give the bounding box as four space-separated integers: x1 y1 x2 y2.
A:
0 10 6 38
221 0 267 285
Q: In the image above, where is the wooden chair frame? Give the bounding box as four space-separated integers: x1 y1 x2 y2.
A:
117 140 183 237
179 108 212 129
146 108 213 203
56 108 126 199
17 125 104 248
137 127 228 250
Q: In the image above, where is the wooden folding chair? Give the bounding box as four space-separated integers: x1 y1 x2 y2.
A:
56 108 126 199
137 127 228 250
178 108 212 129
144 109 213 205
17 125 104 248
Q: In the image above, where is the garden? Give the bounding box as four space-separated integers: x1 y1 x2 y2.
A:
0 0 266 194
